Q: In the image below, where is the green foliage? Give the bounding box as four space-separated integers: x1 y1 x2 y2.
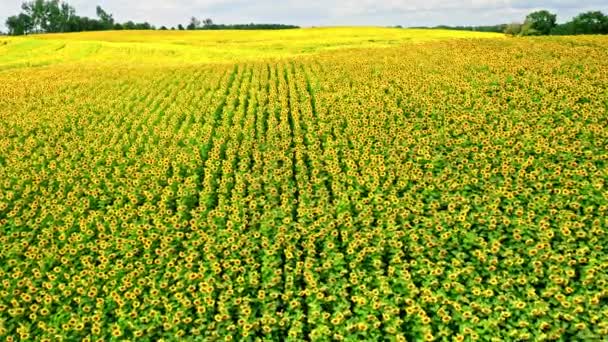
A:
551 22 576 36
521 22 540 36
527 10 608 36
5 0 154 35
186 17 200 30
419 24 508 33
186 16 299 30
500 9 608 36
95 5 114 30
504 23 523 36
5 14 33 35
523 10 557 35
569 11 608 35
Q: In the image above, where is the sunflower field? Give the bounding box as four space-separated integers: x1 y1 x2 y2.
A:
0 30 608 341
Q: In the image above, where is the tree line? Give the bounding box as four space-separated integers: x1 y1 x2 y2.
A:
183 17 299 31
4 1 299 35
410 25 507 33
505 10 608 36
411 10 608 36
5 0 154 35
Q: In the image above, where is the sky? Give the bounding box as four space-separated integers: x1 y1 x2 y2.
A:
2 0 608 31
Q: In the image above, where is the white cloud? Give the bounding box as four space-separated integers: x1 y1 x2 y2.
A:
1 0 607 31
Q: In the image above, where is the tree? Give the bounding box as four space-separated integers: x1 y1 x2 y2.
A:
14 0 76 33
202 18 213 27
187 17 200 30
5 1 299 35
551 22 575 35
178 24 184 30
58 2 75 32
521 22 539 36
160 26 168 30
570 11 608 34
123 21 136 30
6 13 33 35
20 0 45 33
43 0 70 33
523 10 557 35
96 5 114 30
134 22 153 30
